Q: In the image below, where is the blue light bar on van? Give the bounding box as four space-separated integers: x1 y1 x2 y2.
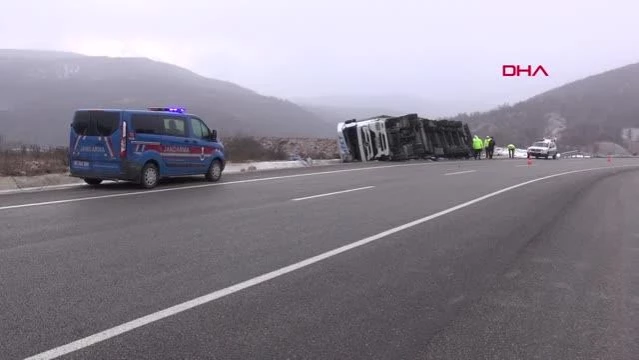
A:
148 107 186 113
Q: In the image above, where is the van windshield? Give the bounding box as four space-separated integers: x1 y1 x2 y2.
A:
532 141 549 147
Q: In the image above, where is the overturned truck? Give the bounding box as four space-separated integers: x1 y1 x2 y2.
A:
337 113 473 162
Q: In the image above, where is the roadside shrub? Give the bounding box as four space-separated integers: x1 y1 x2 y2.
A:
223 136 288 162
0 146 68 176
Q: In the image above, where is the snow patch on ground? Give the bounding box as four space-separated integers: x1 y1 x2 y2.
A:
493 147 529 158
225 159 341 173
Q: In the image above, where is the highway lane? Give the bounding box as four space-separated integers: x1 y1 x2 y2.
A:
0 157 618 208
0 157 542 203
423 168 639 359
0 161 425 206
1 158 638 359
69 170 639 360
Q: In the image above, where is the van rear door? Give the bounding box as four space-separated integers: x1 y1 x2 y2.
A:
69 110 122 175
93 111 121 175
70 110 93 169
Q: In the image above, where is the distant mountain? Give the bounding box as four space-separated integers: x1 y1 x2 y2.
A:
300 103 404 129
0 49 333 146
294 94 494 125
450 62 639 151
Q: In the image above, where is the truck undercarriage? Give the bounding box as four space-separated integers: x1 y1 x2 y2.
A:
338 113 473 162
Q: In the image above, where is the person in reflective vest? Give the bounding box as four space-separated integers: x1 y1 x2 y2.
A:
507 144 516 158
472 135 483 160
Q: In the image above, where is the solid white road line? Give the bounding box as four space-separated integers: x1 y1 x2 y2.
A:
291 186 374 201
444 170 476 176
0 182 84 195
0 162 429 211
0 180 122 195
23 164 639 360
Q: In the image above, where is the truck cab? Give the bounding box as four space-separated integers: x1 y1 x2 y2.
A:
337 117 391 162
527 138 558 159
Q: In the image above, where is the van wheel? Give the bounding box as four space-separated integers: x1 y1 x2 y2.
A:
84 178 102 186
205 159 223 182
141 162 159 189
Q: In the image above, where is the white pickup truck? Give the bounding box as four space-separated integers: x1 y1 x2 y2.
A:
527 138 558 159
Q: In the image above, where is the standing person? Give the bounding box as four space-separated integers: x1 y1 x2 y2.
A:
487 136 496 159
507 143 516 158
472 135 483 159
484 136 491 159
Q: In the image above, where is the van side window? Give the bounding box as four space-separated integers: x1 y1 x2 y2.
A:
161 117 187 137
191 119 204 138
131 114 162 134
191 117 211 139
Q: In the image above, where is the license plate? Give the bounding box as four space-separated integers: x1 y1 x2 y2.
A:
73 160 90 167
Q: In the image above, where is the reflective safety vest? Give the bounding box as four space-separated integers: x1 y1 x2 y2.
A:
507 144 516 150
472 137 483 150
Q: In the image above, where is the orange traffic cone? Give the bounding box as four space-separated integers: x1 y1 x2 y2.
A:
607 155 611 163
527 157 533 166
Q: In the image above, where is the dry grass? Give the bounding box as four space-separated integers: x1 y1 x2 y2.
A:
0 146 69 176
0 137 338 176
224 136 339 162
223 136 289 162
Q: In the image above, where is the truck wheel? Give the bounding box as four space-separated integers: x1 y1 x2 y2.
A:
84 178 102 186
205 159 223 182
140 162 159 189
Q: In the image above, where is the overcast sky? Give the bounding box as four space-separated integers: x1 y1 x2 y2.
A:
2 0 638 113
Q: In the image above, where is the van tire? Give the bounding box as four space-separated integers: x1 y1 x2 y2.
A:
205 159 223 182
140 162 159 189
84 178 103 186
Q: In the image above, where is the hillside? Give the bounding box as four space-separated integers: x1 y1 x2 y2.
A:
291 94 489 122
296 94 492 126
300 104 403 127
451 62 639 151
0 50 334 146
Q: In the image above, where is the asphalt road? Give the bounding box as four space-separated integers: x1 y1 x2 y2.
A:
2 157 639 359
